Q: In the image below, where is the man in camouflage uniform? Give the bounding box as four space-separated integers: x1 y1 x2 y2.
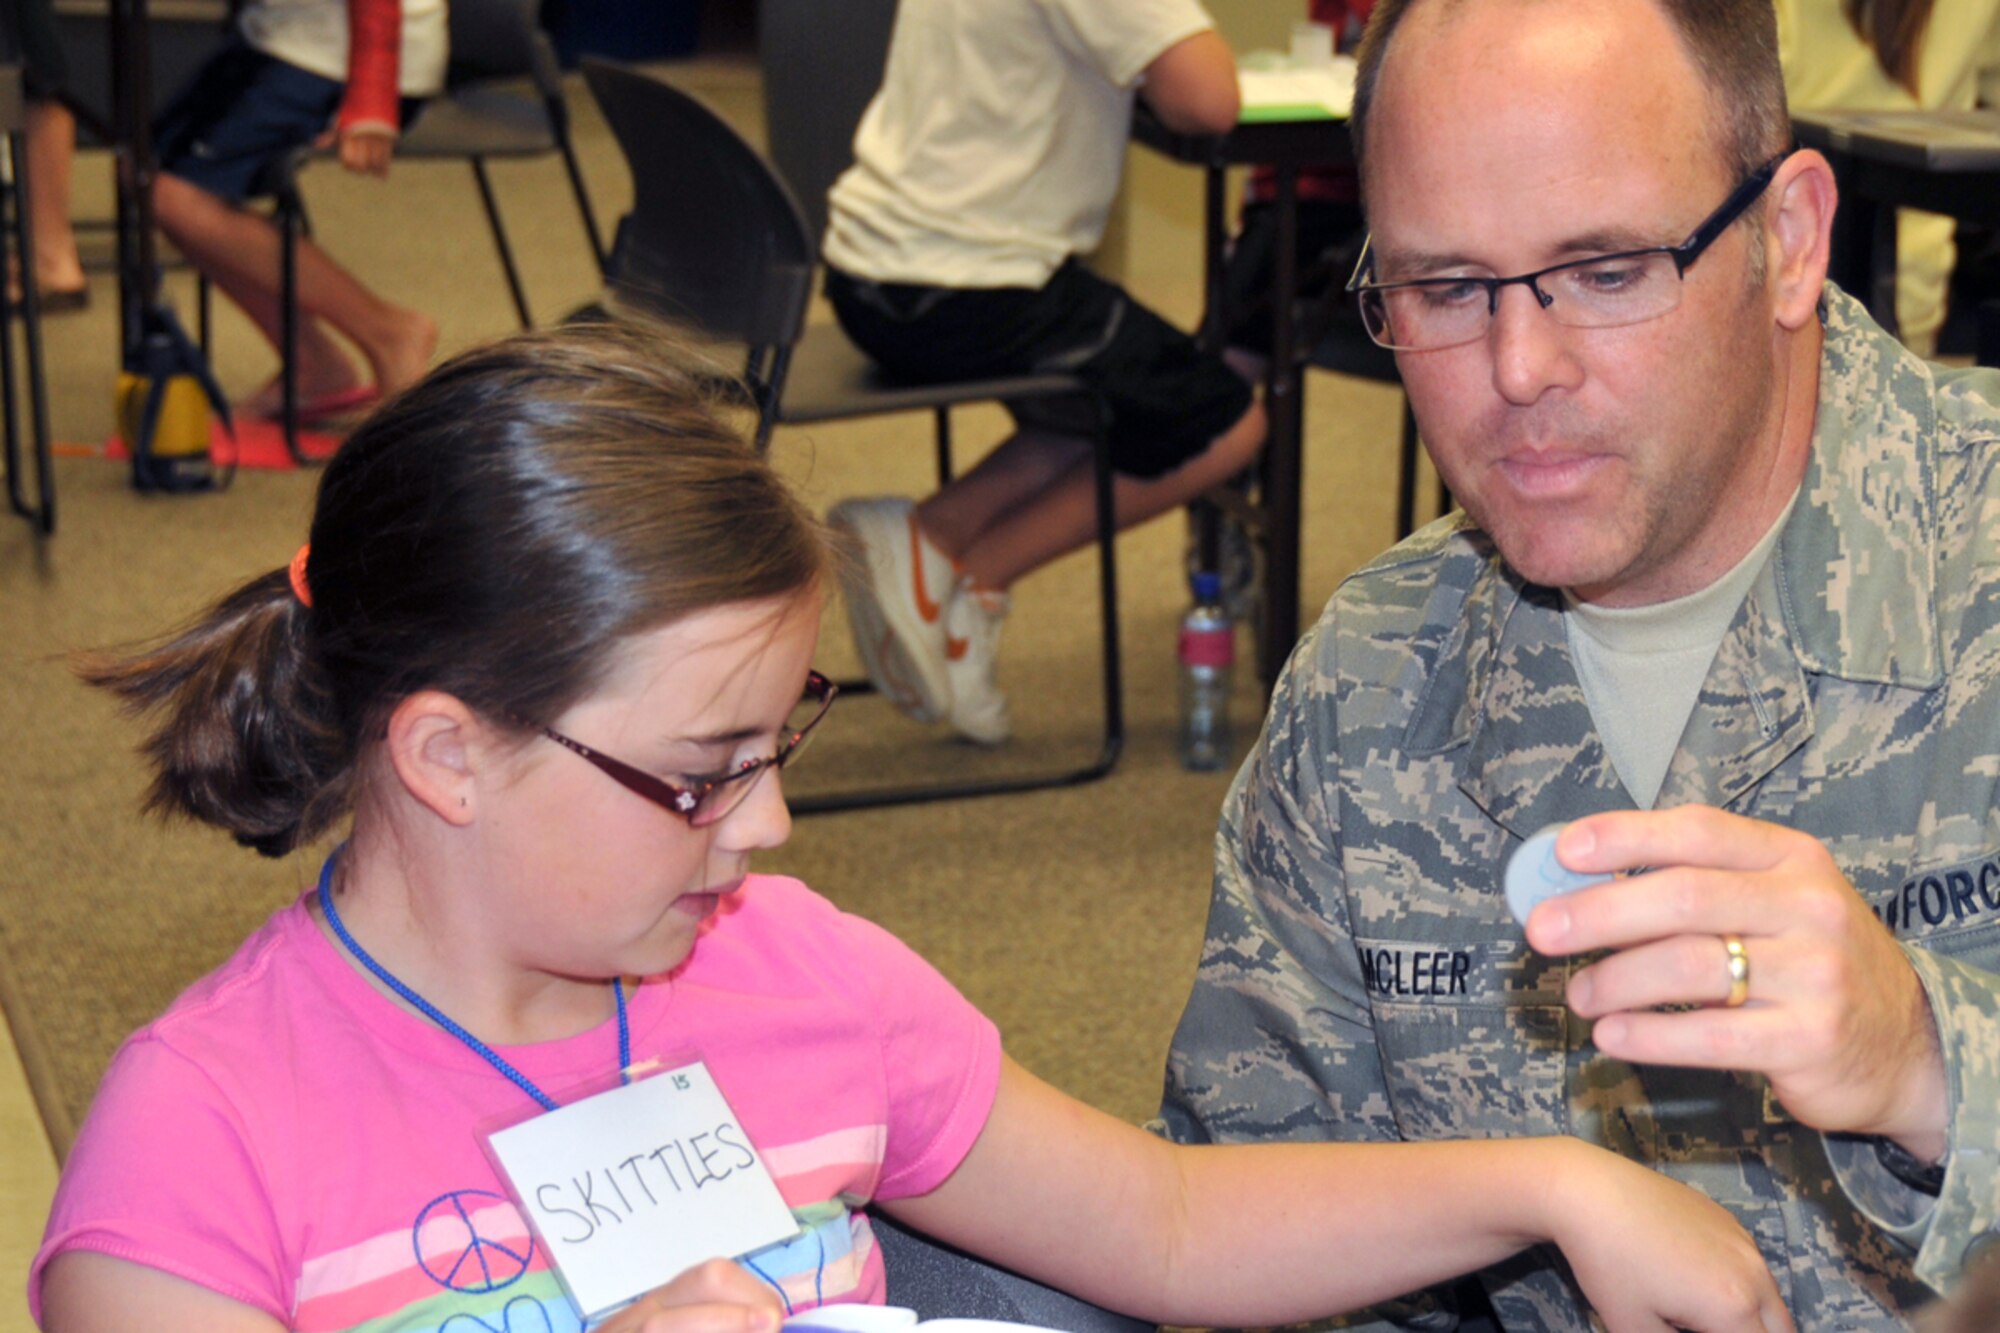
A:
1160 0 2000 1328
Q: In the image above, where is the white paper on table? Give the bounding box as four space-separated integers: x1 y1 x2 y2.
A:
1237 56 1356 118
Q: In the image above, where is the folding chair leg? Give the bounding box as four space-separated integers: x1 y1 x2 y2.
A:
557 137 608 276
17 158 51 533
934 405 953 483
753 344 794 453
0 213 23 520
792 437 1123 815
2 128 53 535
471 158 534 328
278 192 308 465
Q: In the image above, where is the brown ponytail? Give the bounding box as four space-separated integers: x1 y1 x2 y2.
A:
78 569 346 856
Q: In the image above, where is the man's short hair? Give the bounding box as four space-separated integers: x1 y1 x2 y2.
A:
1350 0 1791 186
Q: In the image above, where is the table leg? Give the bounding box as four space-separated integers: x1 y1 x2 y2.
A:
1201 157 1227 344
1256 164 1303 689
1189 157 1231 577
1821 146 1885 317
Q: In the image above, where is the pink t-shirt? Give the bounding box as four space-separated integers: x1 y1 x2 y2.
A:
32 874 1002 1330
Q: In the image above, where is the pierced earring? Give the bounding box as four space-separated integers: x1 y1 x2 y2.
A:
458 797 468 809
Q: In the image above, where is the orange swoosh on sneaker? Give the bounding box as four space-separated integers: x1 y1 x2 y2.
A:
908 511 946 624
945 636 968 661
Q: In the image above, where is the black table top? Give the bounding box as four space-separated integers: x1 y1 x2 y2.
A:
1794 108 2000 172
1130 102 1352 169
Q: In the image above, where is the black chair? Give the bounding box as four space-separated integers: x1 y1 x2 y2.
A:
870 1211 1152 1332
757 0 893 253
202 0 606 460
0 46 54 534
580 57 1124 814
393 0 606 328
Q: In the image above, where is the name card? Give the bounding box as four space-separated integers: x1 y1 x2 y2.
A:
488 1060 799 1320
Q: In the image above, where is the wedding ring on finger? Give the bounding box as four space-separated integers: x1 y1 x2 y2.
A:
1720 933 1751 1008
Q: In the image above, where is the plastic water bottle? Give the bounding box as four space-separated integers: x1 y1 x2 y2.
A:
1178 571 1235 771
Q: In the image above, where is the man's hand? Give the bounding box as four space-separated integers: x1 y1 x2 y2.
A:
593 1257 784 1333
1523 806 1949 1163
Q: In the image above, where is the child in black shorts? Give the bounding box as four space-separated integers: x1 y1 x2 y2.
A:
821 0 1264 745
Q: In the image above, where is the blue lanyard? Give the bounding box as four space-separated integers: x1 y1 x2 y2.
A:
315 854 631 1113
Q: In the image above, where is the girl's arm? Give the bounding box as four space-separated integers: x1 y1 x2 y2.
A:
39 1253 288 1333
40 1245 783 1333
882 1056 1792 1333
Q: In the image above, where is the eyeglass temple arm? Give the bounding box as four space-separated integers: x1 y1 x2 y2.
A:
1672 154 1788 272
1345 235 1377 293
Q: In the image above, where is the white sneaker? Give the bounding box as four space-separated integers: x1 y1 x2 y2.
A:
943 581 1010 745
828 496 957 723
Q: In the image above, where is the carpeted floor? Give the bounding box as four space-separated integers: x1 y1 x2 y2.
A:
0 55 1421 1168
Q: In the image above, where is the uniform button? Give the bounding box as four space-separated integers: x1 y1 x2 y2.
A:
1962 1230 2000 1276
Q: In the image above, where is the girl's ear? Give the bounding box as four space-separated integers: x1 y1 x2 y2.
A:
383 690 488 827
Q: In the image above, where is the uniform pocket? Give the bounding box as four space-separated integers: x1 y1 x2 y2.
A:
1372 1000 1569 1138
1355 935 1571 1139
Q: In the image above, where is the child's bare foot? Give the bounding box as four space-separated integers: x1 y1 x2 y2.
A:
6 256 89 310
240 362 371 420
366 311 439 401
36 256 87 298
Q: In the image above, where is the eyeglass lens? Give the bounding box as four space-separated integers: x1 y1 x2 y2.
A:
1356 153 1785 353
1364 251 1685 350
687 685 833 827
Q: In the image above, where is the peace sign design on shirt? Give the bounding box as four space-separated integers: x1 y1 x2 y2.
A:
415 1189 537 1292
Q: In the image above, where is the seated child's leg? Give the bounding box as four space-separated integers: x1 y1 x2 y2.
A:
947 262 1263 589
826 261 1261 742
152 172 364 402
954 396 1264 593
151 41 436 405
24 99 86 298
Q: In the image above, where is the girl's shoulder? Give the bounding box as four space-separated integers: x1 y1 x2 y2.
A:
130 897 322 1054
675 874 947 1008
686 873 890 963
119 892 419 1097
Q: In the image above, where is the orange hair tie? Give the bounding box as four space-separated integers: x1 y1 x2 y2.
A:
288 544 313 608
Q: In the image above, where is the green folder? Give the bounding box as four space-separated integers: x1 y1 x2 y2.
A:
1238 103 1342 124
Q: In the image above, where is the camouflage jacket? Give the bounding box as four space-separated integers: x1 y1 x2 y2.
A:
1160 289 2000 1331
